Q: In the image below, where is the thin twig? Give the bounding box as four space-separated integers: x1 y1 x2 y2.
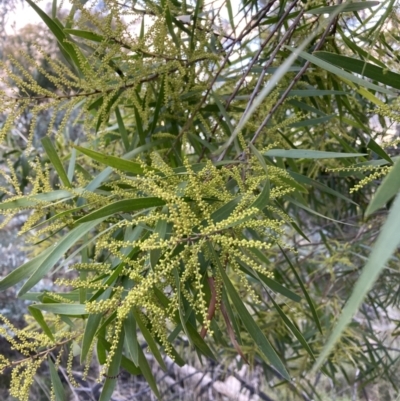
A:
248 15 339 146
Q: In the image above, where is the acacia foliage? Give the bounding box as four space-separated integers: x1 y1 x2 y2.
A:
0 0 400 400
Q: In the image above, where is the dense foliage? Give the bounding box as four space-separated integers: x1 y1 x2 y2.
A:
1 0 400 400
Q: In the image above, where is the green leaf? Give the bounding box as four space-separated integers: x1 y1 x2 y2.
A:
0 189 78 210
99 327 125 401
25 0 85 75
313 193 400 372
249 143 269 175
280 247 323 334
173 267 193 346
75 198 166 224
115 107 130 151
264 149 366 159
367 137 393 164
74 145 145 174
307 1 379 14
185 321 217 360
63 28 104 42
210 196 242 224
30 303 87 315
48 358 65 401
211 91 233 133
42 137 71 188
67 147 77 182
289 171 357 205
287 90 347 97
266 292 315 360
136 344 161 399
0 248 51 291
28 306 55 341
288 198 357 226
252 180 270 211
98 335 141 375
148 77 165 135
150 218 168 269
238 258 301 302
366 158 400 216
288 116 334 128
124 310 139 366
81 313 103 363
210 243 290 380
131 308 167 371
19 219 105 296
261 275 302 303
291 49 396 96
314 52 400 90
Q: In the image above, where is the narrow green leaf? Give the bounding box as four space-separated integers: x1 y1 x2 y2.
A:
28 306 55 341
338 30 386 68
98 335 141 375
75 198 166 224
0 248 51 291
51 0 57 18
238 258 301 302
42 137 71 188
289 171 357 205
307 1 379 14
280 247 323 334
74 145 145 174
30 303 86 315
252 181 270 211
150 218 167 269
291 49 395 96
366 158 400 216
81 314 102 363
63 28 104 42
115 107 130 151
287 90 347 97
124 310 139 366
314 52 400 90
83 140 166 194
211 91 233 133
25 0 84 75
288 198 357 226
88 96 103 111
249 143 269 175
185 321 217 360
48 358 65 401
133 105 146 145
226 0 235 35
67 147 77 182
210 244 290 380
367 137 393 164
173 267 193 346
131 308 167 371
149 77 165 135
210 196 242 224
0 189 78 210
97 330 107 364
265 149 366 159
313 193 400 372
99 327 125 401
19 219 105 296
267 293 315 360
136 344 161 399
289 116 334 128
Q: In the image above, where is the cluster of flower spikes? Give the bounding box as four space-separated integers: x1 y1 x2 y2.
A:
0 0 221 149
65 150 297 375
0 313 81 401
